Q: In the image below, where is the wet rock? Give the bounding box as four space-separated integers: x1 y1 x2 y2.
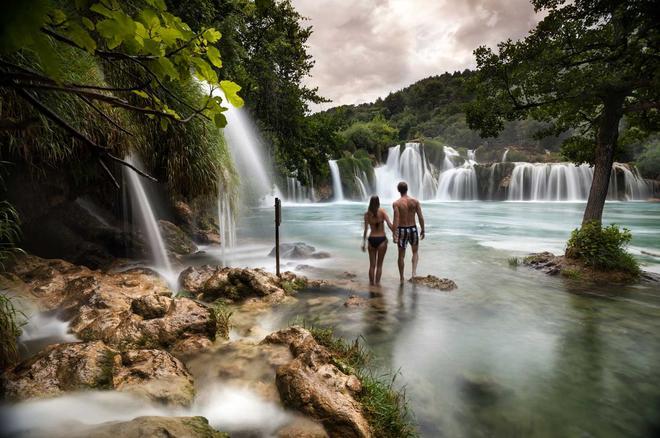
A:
60 416 227 438
523 252 562 275
344 295 367 307
170 335 214 358
410 275 457 290
112 349 195 406
130 294 171 319
263 327 372 438
173 200 195 229
458 373 511 406
178 265 311 303
1 341 117 400
269 243 330 260
6 255 216 350
277 417 329 438
342 271 357 279
195 229 221 245
159 220 197 255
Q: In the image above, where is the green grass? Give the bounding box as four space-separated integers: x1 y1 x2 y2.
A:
0 294 26 370
561 268 582 280
507 257 520 267
280 278 307 295
212 302 233 340
304 323 418 437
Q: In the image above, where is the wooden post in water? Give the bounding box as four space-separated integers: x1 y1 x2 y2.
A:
275 197 281 277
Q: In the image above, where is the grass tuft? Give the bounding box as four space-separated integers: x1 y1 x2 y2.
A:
302 322 418 437
0 294 26 370
507 257 520 267
212 301 233 340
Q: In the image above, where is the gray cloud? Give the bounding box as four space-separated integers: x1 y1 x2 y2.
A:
292 0 541 110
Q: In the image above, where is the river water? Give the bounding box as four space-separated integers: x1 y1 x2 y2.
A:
4 201 660 437
214 200 660 437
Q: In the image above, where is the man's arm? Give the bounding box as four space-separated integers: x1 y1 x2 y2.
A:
392 202 399 242
416 201 425 239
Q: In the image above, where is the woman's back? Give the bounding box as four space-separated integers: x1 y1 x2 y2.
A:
365 208 386 236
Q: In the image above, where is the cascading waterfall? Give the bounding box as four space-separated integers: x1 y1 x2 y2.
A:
369 143 436 200
218 192 236 250
502 149 509 162
284 177 315 203
328 160 344 201
507 162 651 201
354 170 370 201
435 147 478 200
124 155 174 281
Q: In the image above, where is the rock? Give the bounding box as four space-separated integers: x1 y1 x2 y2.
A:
130 294 171 319
195 229 221 245
410 275 457 290
2 342 196 407
173 200 195 229
112 349 195 406
263 327 372 438
58 416 227 438
170 335 214 358
277 417 329 438
342 271 357 279
344 295 367 307
178 265 310 303
159 220 197 255
458 373 511 406
6 255 216 350
269 243 330 260
1 341 117 401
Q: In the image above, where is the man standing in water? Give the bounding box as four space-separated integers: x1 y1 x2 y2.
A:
392 181 425 284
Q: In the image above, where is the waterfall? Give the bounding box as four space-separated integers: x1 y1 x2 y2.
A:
371 143 436 200
284 176 314 203
502 149 509 162
354 170 370 201
507 162 651 201
218 192 236 249
442 146 460 171
222 94 275 205
436 165 478 201
124 155 172 273
328 160 344 201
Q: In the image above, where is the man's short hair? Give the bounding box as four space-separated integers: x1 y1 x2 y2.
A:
397 181 408 194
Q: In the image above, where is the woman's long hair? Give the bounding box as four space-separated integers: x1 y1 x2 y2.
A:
367 195 380 218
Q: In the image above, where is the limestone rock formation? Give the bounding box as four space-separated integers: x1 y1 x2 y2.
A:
269 242 330 259
2 342 195 407
409 275 458 291
45 416 227 438
158 220 197 255
263 326 372 438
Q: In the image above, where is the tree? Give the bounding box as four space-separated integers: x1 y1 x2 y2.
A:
0 0 243 185
466 0 659 225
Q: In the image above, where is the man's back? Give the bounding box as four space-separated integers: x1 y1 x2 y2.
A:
393 195 419 227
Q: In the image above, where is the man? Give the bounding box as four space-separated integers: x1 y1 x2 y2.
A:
392 181 425 284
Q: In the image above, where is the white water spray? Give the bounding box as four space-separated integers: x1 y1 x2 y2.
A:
328 160 344 201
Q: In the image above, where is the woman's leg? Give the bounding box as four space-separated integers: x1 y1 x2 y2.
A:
368 243 377 285
375 241 387 285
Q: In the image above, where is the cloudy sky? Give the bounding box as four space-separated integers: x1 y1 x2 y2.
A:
291 0 542 110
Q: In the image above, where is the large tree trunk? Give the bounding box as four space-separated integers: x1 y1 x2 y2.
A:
581 94 625 226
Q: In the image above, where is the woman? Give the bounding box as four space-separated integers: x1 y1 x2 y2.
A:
362 195 394 285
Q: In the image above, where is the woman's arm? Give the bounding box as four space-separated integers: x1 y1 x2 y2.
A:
383 209 394 234
362 213 368 252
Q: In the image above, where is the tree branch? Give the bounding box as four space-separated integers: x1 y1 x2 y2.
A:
79 95 135 137
15 87 157 182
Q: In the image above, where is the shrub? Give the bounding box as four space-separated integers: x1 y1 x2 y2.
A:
0 294 25 370
565 221 640 275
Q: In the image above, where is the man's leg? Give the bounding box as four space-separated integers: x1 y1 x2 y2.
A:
411 244 419 278
398 246 406 284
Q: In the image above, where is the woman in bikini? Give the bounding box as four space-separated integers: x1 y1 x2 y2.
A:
361 195 394 285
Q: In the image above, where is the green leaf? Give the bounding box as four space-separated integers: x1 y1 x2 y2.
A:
143 38 164 56
66 23 97 52
154 57 179 80
49 9 67 25
81 17 95 31
202 28 221 43
191 57 217 83
90 3 113 18
139 9 160 29
220 80 244 107
159 27 183 46
213 112 227 128
206 46 222 68
132 90 149 99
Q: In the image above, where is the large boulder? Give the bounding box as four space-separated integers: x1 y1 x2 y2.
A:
263 327 372 438
159 220 197 255
39 416 227 438
1 342 195 407
178 266 312 303
112 349 195 406
1 341 116 400
4 255 216 350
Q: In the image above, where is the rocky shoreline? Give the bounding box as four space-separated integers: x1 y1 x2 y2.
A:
0 254 401 437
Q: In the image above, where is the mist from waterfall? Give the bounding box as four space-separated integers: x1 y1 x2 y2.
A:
124 155 173 276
